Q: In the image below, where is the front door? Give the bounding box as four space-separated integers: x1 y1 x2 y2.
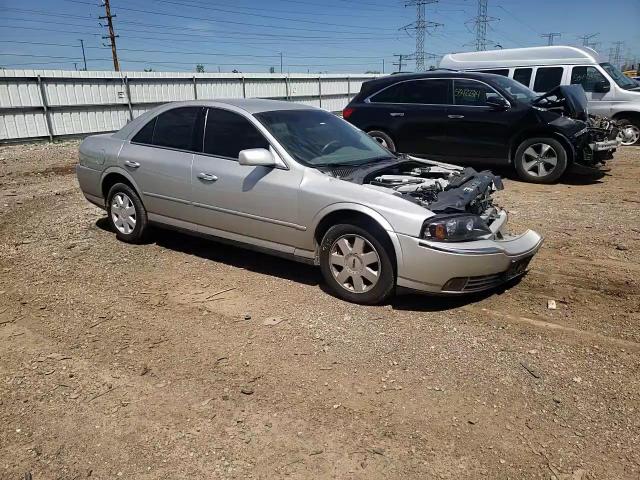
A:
569 65 614 117
445 78 522 162
190 107 303 247
119 106 201 219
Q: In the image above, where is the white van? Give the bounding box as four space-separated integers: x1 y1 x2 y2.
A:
440 46 640 144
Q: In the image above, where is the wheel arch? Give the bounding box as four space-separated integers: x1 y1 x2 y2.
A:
311 204 402 274
611 111 640 123
100 167 142 204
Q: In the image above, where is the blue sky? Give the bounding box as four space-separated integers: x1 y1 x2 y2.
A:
1 0 638 73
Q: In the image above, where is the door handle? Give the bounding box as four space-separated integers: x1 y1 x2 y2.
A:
124 160 140 168
390 112 405 117
197 172 218 182
447 114 465 119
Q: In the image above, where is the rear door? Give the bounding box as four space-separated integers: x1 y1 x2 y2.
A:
366 78 452 156
445 78 522 162
118 106 201 219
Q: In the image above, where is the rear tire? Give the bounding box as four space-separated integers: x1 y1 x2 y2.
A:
616 118 640 145
367 130 396 153
514 137 567 184
319 224 395 305
106 183 149 244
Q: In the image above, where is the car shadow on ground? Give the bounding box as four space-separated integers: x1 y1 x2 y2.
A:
96 218 320 286
491 165 609 186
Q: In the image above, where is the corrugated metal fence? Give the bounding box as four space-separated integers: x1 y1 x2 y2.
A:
0 70 378 142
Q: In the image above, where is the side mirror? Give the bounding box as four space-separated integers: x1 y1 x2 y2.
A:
486 96 510 110
238 148 276 167
594 81 610 93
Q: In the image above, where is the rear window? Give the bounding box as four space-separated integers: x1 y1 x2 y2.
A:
533 67 564 93
369 79 451 104
513 68 533 87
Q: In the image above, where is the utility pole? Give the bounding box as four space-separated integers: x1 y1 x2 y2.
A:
466 0 498 51
100 0 120 71
541 32 561 46
279 52 283 73
402 1 442 72
382 58 385 74
79 39 87 70
392 54 406 73
577 33 599 49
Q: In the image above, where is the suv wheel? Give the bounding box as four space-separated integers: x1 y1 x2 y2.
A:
319 224 395 305
367 130 396 152
616 118 640 145
514 137 568 183
107 183 149 243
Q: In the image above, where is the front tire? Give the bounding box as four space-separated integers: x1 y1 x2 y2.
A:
106 183 149 243
367 130 396 153
616 118 640 145
514 137 568 184
319 224 395 304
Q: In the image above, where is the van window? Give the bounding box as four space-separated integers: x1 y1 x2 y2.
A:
533 67 563 93
513 68 533 87
370 79 451 104
453 79 501 106
571 66 609 92
481 69 509 77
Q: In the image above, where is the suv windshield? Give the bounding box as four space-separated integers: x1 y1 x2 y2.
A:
600 62 638 89
254 109 393 167
490 75 538 101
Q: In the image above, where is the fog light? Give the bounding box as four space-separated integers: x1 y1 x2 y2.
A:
442 277 468 292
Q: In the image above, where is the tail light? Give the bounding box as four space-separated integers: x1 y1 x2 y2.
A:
342 107 355 119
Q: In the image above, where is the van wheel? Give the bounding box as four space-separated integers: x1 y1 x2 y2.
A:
319 224 395 305
367 130 396 152
514 137 567 183
616 118 640 145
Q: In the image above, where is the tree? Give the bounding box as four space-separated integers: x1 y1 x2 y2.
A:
365 70 381 74
144 68 154 72
196 64 205 73
269 66 275 73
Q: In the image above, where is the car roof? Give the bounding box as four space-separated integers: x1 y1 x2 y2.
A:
164 98 315 114
439 45 601 70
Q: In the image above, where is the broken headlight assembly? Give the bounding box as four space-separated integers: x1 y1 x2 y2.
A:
421 214 491 242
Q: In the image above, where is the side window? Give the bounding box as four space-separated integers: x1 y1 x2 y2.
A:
533 67 564 93
369 79 451 104
152 107 200 151
204 108 269 159
453 79 501 106
513 68 533 87
481 69 509 76
132 117 156 144
571 66 608 92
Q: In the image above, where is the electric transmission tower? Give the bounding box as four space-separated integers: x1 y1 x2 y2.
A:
610 41 624 68
402 1 442 72
541 33 561 46
577 33 599 49
466 0 498 51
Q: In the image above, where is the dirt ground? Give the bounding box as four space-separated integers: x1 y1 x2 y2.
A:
0 140 638 480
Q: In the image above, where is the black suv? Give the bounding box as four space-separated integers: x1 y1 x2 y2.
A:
343 71 619 183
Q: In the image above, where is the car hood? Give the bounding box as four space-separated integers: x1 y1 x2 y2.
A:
532 85 589 120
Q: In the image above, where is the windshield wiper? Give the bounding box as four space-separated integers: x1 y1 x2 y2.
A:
314 156 398 168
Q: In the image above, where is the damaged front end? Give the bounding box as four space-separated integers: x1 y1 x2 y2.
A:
532 85 620 168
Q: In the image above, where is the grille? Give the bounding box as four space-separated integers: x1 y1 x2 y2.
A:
330 166 360 178
463 273 503 292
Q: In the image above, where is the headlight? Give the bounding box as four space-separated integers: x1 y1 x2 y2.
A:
421 214 491 242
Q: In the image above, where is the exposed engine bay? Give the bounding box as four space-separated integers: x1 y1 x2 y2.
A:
323 158 503 216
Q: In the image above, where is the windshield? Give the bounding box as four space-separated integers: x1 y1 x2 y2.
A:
600 63 638 89
491 75 538 101
254 109 394 167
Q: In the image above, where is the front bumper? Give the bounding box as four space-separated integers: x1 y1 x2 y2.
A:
395 213 543 294
590 139 620 152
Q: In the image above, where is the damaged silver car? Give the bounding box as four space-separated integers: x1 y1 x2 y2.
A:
76 99 543 304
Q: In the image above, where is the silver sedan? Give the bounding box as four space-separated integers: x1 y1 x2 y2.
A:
76 99 542 304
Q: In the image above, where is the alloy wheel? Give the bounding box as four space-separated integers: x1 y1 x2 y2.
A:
371 135 389 149
329 234 381 293
617 124 640 146
522 143 558 177
110 192 136 235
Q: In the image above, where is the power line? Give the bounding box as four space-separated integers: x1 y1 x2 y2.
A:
541 33 561 46
99 0 120 71
402 1 442 72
